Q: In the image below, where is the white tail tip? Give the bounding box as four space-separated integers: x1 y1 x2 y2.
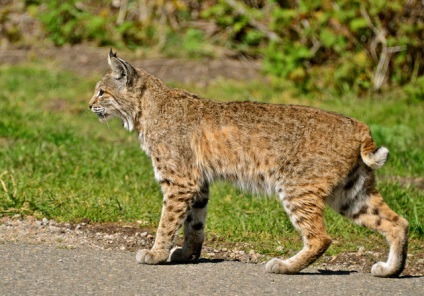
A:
365 147 389 169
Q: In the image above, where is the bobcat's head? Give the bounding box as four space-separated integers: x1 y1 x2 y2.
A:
89 49 142 131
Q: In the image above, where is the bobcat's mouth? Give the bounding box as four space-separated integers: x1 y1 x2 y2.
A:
91 106 133 131
91 106 110 119
92 109 114 125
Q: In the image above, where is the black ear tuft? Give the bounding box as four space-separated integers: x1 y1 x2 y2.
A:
109 48 117 59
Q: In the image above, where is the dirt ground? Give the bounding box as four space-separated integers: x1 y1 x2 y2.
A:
0 45 423 277
0 44 261 84
1 216 423 277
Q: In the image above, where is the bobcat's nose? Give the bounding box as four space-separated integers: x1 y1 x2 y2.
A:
89 104 92 110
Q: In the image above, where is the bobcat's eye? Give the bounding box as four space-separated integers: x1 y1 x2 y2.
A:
98 89 104 97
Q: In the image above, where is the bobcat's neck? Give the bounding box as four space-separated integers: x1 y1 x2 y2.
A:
134 75 171 155
127 72 167 131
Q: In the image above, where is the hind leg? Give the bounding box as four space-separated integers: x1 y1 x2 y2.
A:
266 194 332 274
169 184 209 263
338 190 408 277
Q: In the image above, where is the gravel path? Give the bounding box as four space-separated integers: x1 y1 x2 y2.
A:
1 216 423 275
0 216 264 263
1 242 423 296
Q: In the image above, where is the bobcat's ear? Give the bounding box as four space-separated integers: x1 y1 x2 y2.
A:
107 49 136 85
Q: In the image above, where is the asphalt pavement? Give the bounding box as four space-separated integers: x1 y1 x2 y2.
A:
0 243 422 295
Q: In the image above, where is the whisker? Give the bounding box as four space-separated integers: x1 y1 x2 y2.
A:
104 116 111 131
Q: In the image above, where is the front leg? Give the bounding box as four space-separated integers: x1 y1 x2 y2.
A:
136 180 196 265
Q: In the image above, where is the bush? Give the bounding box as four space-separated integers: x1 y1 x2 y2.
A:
200 0 424 94
404 76 424 101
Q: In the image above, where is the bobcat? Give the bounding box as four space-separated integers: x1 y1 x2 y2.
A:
89 50 408 277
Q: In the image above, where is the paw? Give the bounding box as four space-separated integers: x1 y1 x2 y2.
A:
135 249 168 265
371 261 401 278
265 258 298 274
169 247 199 263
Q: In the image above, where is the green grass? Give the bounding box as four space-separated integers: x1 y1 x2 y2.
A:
0 64 423 255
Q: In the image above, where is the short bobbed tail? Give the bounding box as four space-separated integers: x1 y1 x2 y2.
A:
362 146 389 169
359 123 389 170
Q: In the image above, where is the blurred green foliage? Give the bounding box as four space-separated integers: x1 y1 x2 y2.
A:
1 0 423 96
